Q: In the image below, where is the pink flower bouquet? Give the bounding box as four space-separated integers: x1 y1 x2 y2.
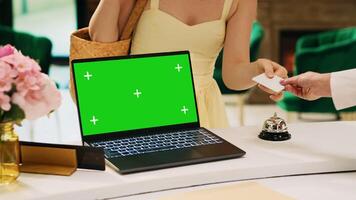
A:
0 44 61 123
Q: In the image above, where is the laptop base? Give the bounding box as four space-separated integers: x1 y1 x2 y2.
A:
90 128 245 174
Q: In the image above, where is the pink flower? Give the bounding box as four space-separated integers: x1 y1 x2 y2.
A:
0 61 17 92
14 69 43 94
0 50 41 73
12 74 61 120
0 92 11 111
0 45 15 58
0 44 61 122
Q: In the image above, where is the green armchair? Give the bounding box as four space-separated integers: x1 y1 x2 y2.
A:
0 25 52 74
277 27 356 119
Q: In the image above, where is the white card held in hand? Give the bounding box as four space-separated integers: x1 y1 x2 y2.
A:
252 73 285 93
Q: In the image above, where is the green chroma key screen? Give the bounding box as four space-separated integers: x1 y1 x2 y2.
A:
73 53 199 136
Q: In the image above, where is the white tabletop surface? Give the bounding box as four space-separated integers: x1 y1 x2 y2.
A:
1 90 356 200
117 172 356 200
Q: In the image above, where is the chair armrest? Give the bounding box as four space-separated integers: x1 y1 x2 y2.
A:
295 29 356 74
296 27 356 55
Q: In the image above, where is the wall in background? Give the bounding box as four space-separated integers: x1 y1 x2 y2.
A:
13 0 76 57
13 0 69 16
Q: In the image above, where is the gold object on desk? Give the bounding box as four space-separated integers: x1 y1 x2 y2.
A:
0 122 20 184
159 182 295 200
20 145 77 176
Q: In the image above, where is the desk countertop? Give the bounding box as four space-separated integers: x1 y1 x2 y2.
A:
1 121 356 200
118 172 356 200
1 90 355 200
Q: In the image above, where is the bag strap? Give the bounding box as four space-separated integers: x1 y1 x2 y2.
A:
120 0 148 40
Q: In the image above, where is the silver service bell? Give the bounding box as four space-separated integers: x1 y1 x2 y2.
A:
259 113 291 141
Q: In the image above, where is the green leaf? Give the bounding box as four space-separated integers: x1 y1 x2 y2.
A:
2 104 25 123
0 109 3 119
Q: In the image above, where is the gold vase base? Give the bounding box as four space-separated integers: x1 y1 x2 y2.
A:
0 163 19 184
0 122 20 185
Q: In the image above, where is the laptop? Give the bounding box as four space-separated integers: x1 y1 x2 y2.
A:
71 51 246 174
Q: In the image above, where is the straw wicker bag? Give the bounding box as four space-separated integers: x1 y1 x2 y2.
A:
69 0 148 101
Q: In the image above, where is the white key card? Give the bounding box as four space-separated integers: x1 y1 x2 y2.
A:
252 73 285 93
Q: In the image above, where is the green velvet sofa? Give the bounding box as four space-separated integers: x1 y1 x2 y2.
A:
277 27 356 117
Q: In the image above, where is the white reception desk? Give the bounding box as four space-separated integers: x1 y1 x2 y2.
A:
1 91 356 200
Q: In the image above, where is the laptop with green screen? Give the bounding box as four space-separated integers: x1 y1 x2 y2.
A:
72 51 245 174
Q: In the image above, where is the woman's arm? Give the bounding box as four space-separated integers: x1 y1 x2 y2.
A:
89 0 134 42
222 0 287 101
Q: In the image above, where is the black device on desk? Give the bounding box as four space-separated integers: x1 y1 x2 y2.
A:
71 51 246 174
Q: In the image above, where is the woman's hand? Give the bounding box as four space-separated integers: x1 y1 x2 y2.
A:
255 59 288 101
280 72 331 101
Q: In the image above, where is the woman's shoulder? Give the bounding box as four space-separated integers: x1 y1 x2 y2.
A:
226 0 257 20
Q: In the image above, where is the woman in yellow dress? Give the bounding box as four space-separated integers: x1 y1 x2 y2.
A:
89 0 287 128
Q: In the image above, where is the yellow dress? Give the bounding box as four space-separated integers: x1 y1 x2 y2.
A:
131 0 233 128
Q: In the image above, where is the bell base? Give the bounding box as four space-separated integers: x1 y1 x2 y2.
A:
259 131 291 141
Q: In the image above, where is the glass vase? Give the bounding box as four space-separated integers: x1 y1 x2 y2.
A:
0 122 20 184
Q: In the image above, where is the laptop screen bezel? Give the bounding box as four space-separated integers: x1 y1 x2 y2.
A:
71 51 201 143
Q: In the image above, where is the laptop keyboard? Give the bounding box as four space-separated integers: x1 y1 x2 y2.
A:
91 129 223 158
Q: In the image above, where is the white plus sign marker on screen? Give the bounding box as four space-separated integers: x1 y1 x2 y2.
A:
90 116 98 125
84 71 92 80
134 89 142 98
175 64 183 72
181 106 189 114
